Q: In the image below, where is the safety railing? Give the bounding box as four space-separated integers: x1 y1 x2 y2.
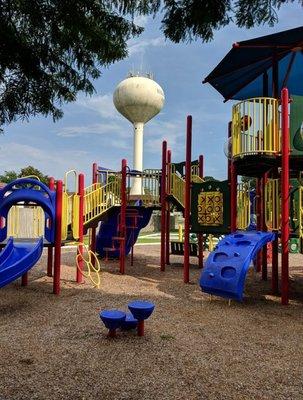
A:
237 183 250 230
167 164 185 208
140 169 161 206
232 97 280 158
83 177 121 225
62 170 78 240
265 179 281 230
7 205 44 238
191 164 203 183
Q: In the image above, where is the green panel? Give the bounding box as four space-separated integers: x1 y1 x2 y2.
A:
172 160 198 176
191 180 230 234
290 95 303 156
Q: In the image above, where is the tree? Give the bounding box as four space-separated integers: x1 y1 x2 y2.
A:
0 166 49 184
19 166 49 184
0 170 19 183
0 0 299 127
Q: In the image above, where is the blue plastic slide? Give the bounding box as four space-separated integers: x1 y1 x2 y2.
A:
200 231 276 301
0 237 44 288
96 207 153 258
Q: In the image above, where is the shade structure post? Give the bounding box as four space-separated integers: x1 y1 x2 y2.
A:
230 162 237 232
281 87 290 305
184 116 192 283
160 141 167 271
261 173 268 280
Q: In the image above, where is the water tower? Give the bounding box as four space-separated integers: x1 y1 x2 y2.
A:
113 73 165 195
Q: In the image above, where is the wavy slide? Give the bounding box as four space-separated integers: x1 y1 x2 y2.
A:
0 237 43 288
96 206 153 258
200 231 276 301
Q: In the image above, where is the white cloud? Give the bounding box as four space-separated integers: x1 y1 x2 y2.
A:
128 36 166 56
56 122 125 138
76 94 119 119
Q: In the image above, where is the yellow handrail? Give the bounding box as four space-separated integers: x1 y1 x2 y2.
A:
232 97 280 158
83 177 121 225
76 242 101 288
168 164 185 207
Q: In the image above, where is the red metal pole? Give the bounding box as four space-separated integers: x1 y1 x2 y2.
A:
198 154 204 268
90 163 98 266
53 180 63 295
230 162 237 232
255 178 262 272
77 173 84 284
281 87 290 305
272 233 279 294
137 320 144 336
47 177 55 277
165 150 171 265
184 116 192 283
160 141 167 271
261 173 268 280
119 159 127 274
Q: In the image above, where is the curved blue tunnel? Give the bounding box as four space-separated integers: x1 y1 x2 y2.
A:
200 231 276 301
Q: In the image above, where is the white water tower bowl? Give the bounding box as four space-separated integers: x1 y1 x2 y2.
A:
113 75 165 196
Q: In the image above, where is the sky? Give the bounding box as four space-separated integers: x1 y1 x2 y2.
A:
1 3 302 186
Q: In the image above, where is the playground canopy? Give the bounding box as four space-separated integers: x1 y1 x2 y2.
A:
203 26 303 101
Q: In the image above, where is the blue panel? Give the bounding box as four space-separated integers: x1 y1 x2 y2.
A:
0 179 56 243
200 231 276 301
0 237 44 288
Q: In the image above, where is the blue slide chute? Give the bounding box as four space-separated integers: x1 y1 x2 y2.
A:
0 237 44 288
200 231 276 301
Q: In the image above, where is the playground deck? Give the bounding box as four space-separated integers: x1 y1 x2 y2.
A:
0 245 302 400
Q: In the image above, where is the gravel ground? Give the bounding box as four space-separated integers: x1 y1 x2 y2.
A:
0 245 302 400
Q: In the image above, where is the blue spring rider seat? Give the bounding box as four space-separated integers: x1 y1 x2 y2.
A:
128 300 155 336
99 310 126 337
99 300 155 337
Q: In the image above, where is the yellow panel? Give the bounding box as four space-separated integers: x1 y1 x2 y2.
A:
197 191 223 226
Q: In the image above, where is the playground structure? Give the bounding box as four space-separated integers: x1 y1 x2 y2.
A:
199 27 303 305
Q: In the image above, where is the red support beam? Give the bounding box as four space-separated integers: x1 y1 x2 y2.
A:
47 177 55 277
119 159 127 274
90 163 98 266
165 150 171 266
53 180 63 295
255 178 262 272
281 87 290 305
261 173 268 280
230 162 237 232
160 141 167 271
184 116 192 283
271 233 279 295
198 154 204 268
76 173 84 284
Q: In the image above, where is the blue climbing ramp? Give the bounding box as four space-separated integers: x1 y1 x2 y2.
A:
96 206 153 258
200 231 276 301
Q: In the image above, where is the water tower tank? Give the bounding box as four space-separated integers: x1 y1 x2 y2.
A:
113 75 165 195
